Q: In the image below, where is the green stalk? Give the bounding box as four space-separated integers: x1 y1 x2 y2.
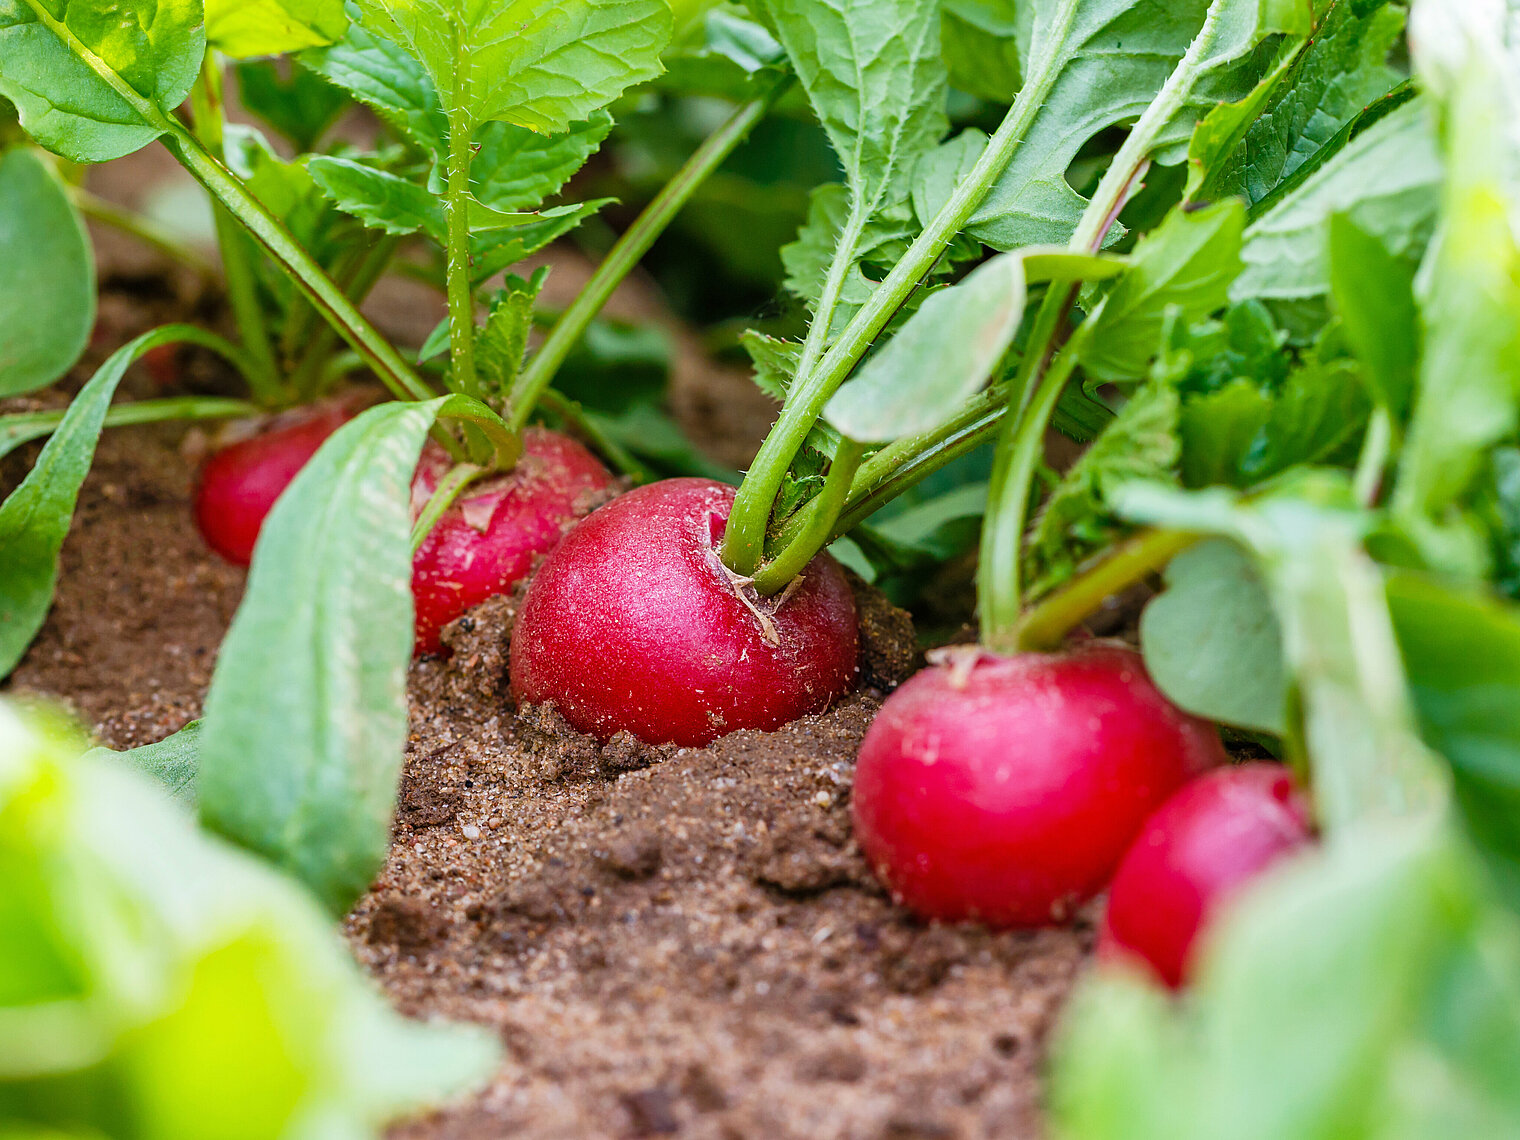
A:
1353 407 1393 508
979 330 1088 650
18 0 437 407
535 389 656 483
720 0 1083 577
286 237 399 401
1 395 261 461
1014 529 1197 651
506 84 787 432
191 53 281 404
444 98 480 399
410 463 485 553
70 188 218 279
751 439 864 595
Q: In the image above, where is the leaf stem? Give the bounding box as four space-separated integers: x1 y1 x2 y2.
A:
1013 528 1197 651
287 237 399 401
191 52 282 404
409 462 486 554
507 84 786 432
444 99 480 399
69 187 218 279
751 439 864 595
720 0 1083 578
1 395 260 461
1353 406 1393 508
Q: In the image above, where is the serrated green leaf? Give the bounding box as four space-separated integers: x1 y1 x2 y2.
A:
660 6 788 99
1234 100 1443 302
350 0 671 135
207 0 347 57
198 396 509 914
1026 380 1181 599
0 0 203 163
0 333 165 680
1082 201 1246 385
234 58 350 151
469 199 611 284
780 183 907 324
0 148 93 397
303 18 447 154
477 269 548 401
919 0 1310 251
825 253 1027 443
470 111 613 211
741 330 802 401
1140 538 1288 733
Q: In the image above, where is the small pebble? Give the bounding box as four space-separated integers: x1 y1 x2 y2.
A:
461 824 481 840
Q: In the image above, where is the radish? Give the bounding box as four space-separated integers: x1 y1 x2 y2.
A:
411 427 614 655
508 477 859 746
1099 762 1313 987
851 644 1225 927
194 403 353 566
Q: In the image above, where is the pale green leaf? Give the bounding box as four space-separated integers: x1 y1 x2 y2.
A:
206 0 348 58
88 720 203 808
0 148 93 397
0 0 203 163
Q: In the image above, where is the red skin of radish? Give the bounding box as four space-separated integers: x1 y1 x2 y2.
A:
194 404 352 567
1099 762 1313 988
509 477 859 747
851 644 1226 928
411 428 614 655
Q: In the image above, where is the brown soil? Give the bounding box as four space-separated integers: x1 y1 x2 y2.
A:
5 268 1087 1140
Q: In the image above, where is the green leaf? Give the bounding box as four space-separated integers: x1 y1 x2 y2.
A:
469 111 613 212
0 396 259 463
1394 12 1520 525
741 330 802 401
0 148 93 397
197 396 509 914
1187 0 1404 207
1388 575 1520 906
468 199 610 285
920 0 1310 251
1026 380 1181 599
1140 538 1288 733
350 0 672 134
660 6 788 100
206 0 347 57
780 182 909 324
1053 819 1520 1140
0 700 498 1127
302 18 446 155
1234 100 1443 302
88 720 202 808
0 332 169 680
0 0 203 163
825 254 1027 442
234 59 350 152
1081 201 1246 385
942 0 1020 102
476 269 549 401
1327 212 1419 417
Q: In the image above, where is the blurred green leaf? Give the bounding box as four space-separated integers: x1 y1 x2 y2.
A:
1328 212 1419 417
942 0 1020 101
0 149 93 398
88 721 203 809
234 60 349 152
206 0 347 57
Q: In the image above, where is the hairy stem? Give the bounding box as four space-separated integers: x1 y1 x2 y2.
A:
751 439 865 596
444 98 479 399
719 0 1083 578
1014 529 1197 651
508 85 785 432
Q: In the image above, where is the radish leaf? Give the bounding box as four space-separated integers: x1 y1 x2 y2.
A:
206 0 347 58
0 147 93 397
0 0 203 163
88 720 203 808
197 395 513 914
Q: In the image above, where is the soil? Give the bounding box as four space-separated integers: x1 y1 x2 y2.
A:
4 258 1089 1139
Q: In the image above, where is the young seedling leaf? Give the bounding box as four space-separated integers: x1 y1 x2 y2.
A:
1140 538 1288 734
917 0 1310 251
198 394 510 914
206 0 348 58
0 0 203 163
742 331 803 401
825 254 1027 443
349 0 672 135
0 148 94 397
477 269 550 400
0 332 172 679
1234 101 1443 302
87 720 203 808
1081 201 1246 385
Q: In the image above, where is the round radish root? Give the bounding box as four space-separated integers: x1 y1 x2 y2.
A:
851 644 1226 927
509 477 859 746
194 403 352 567
411 428 615 655
1099 762 1313 988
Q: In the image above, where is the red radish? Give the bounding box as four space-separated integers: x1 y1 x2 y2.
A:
509 477 858 746
194 403 353 566
141 343 180 387
851 644 1225 928
1099 762 1313 988
411 428 614 655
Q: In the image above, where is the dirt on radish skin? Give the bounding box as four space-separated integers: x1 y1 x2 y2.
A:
10 424 1089 1140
